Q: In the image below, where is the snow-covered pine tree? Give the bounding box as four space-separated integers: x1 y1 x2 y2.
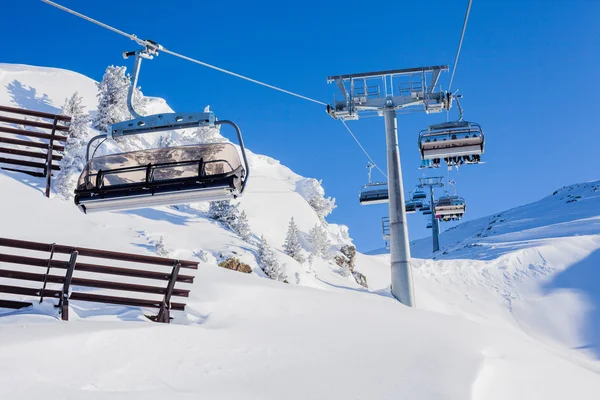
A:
54 92 90 198
308 223 331 258
180 125 225 145
177 105 225 145
300 179 337 221
93 66 130 132
283 217 305 263
208 200 239 229
155 236 169 257
93 65 147 151
258 235 285 281
233 210 252 241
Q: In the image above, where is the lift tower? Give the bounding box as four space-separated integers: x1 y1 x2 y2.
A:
327 66 450 307
418 176 445 253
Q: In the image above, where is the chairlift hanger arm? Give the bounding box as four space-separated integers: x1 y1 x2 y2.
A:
215 120 250 195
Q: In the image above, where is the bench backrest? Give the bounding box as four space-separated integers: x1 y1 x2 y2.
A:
0 105 71 197
0 237 198 323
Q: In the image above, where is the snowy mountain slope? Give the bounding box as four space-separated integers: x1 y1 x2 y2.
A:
1 63 599 399
385 181 600 359
0 63 355 288
2 266 600 400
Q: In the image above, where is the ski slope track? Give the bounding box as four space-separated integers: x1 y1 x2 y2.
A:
0 64 598 399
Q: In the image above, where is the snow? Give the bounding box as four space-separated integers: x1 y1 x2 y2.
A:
1 63 599 399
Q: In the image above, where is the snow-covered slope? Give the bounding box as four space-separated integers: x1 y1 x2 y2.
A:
0 63 356 288
371 181 600 360
1 64 599 399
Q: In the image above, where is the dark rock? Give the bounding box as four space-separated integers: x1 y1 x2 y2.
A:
352 271 368 288
218 258 252 273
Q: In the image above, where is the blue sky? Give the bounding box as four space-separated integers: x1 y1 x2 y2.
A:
2 0 599 251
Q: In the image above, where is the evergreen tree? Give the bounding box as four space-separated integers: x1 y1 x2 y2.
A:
155 236 169 257
300 179 337 221
93 66 130 132
283 217 305 263
93 65 147 151
308 223 330 259
54 92 90 198
258 235 285 281
233 210 252 241
208 200 239 229
180 125 225 145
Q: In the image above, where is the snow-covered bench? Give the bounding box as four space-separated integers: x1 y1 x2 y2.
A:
0 105 71 197
0 237 198 323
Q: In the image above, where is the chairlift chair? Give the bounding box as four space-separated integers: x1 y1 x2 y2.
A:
74 43 249 214
426 221 432 229
434 195 466 221
405 199 423 214
359 182 389 205
419 121 484 168
420 203 432 215
359 163 390 205
418 95 484 168
413 189 427 200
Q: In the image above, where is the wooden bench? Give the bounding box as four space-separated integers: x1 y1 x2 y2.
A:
0 105 71 197
0 237 198 323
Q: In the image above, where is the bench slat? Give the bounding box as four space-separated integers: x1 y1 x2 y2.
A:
0 136 65 151
0 253 194 283
0 147 62 161
0 239 198 269
0 299 33 309
0 105 72 122
0 115 69 132
70 292 186 311
70 276 189 298
0 284 60 298
0 157 60 171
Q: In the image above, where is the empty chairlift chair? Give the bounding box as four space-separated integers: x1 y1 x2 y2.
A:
74 43 249 214
421 203 432 215
413 189 427 200
434 195 466 222
418 120 484 168
405 199 422 214
359 182 389 205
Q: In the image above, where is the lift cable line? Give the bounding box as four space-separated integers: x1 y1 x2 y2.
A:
448 0 473 91
40 0 377 177
40 0 327 107
41 0 387 192
340 120 387 178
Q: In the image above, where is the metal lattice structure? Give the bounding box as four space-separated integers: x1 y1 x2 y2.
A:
326 66 450 120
